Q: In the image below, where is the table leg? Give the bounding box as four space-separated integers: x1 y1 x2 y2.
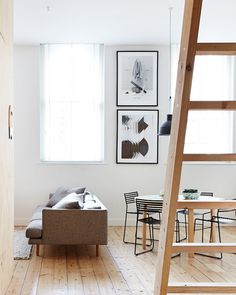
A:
142 211 147 250
188 208 194 258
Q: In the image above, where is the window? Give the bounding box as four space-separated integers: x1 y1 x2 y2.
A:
185 55 234 154
40 44 104 162
172 46 235 154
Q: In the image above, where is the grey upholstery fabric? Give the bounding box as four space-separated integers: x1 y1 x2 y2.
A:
46 186 86 207
27 195 108 246
42 206 107 245
52 193 84 209
26 219 42 238
30 205 47 221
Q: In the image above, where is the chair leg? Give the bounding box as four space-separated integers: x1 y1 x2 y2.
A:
135 221 155 256
36 244 40 256
215 219 223 259
134 216 139 255
123 212 143 245
177 221 181 243
148 221 152 243
171 220 181 259
184 213 188 240
175 220 179 243
201 219 204 243
176 211 188 242
123 212 128 243
150 224 155 251
195 218 222 260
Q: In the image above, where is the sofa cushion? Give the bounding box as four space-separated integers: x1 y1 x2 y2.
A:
83 201 102 209
46 186 86 207
26 219 42 238
52 193 84 209
30 205 47 221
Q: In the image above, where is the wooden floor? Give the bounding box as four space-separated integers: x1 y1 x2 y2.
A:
6 226 236 295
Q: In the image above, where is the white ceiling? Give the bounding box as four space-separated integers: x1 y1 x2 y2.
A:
14 0 236 45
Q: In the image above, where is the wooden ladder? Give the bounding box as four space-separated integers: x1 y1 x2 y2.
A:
154 0 236 294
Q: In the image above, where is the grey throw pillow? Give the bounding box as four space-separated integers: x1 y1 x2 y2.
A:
68 186 86 194
49 192 54 199
46 186 86 207
52 193 84 209
46 186 69 207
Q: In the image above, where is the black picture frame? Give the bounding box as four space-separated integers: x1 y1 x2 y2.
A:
116 109 159 164
116 51 158 107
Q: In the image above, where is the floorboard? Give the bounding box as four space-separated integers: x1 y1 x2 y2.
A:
6 226 236 295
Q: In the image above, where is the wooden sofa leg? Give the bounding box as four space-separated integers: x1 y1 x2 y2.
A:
96 245 99 257
36 244 40 256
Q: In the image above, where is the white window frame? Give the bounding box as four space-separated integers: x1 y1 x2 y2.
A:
40 44 105 163
171 45 235 163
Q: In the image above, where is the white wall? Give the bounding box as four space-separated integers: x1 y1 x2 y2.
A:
14 45 236 226
14 45 169 225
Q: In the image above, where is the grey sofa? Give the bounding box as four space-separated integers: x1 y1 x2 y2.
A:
26 195 108 256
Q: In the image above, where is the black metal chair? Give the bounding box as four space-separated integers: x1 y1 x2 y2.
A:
176 209 188 242
134 198 181 256
194 202 236 259
194 215 223 259
217 207 236 224
177 191 214 242
193 192 224 259
197 196 236 236
123 191 139 244
193 192 214 242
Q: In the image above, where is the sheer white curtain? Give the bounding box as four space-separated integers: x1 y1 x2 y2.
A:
171 45 234 154
40 44 104 162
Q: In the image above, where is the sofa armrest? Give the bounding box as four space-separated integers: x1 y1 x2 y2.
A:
42 208 108 245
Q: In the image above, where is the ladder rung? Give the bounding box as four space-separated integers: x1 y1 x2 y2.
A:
196 42 236 55
168 282 236 293
172 243 236 253
183 153 236 161
189 100 236 110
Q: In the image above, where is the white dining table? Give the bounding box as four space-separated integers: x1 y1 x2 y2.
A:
136 194 234 257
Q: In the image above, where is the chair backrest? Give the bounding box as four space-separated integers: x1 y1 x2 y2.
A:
124 191 138 205
200 192 213 197
136 198 163 214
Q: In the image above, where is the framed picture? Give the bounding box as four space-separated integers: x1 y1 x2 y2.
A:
116 109 159 164
116 51 158 106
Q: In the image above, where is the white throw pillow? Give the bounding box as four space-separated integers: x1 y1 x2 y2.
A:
52 193 84 209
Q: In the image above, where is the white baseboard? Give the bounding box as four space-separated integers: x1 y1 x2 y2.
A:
108 218 136 226
15 218 30 226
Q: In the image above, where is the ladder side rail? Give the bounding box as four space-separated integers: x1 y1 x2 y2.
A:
153 1 203 294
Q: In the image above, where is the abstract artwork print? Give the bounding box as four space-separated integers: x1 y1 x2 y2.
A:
116 110 159 163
